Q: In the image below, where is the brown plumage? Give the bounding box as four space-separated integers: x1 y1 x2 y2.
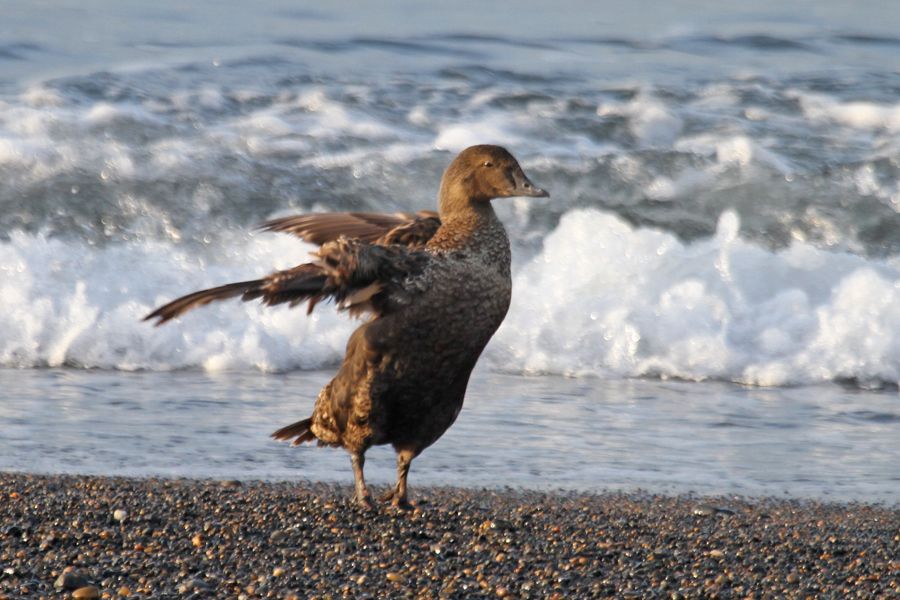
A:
259 210 441 248
144 145 548 508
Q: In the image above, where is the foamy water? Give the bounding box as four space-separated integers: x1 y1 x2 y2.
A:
3 52 900 385
5 210 900 388
498 210 900 386
1 0 899 499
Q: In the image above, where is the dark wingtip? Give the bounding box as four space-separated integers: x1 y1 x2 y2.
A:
142 310 166 327
143 301 182 326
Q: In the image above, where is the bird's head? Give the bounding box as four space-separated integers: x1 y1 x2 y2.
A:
438 145 548 215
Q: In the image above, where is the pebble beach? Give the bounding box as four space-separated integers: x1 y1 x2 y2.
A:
0 473 897 599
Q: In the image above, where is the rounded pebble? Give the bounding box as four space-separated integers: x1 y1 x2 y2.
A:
72 586 100 600
55 572 89 591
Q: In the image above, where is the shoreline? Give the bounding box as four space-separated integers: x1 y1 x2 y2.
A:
1 472 897 598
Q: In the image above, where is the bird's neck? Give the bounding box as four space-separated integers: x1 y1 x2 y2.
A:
430 192 505 254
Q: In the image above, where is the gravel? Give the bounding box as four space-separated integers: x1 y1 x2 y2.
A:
0 472 897 598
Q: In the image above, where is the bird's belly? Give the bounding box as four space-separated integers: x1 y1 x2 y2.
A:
368 282 509 450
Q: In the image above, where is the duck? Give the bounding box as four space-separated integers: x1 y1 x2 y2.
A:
145 145 548 508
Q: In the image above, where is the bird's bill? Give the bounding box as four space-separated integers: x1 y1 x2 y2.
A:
511 169 549 198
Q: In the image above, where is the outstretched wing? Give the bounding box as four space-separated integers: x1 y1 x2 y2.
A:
144 238 429 326
259 210 440 248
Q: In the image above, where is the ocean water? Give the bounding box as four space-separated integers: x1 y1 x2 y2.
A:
1 0 899 502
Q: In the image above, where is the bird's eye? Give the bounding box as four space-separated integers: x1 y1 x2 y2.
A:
482 161 494 168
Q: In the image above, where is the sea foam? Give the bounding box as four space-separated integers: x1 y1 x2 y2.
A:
2 210 900 386
493 209 900 386
0 231 354 372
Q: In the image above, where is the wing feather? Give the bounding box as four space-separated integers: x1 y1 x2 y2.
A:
144 237 429 325
259 210 440 248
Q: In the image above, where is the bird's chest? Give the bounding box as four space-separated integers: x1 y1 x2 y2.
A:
378 256 509 375
425 257 509 341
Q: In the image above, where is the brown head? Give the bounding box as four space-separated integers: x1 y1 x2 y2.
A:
437 145 548 217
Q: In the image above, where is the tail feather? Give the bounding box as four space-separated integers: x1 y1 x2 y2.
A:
271 417 317 447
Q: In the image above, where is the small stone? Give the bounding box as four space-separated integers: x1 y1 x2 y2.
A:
39 534 57 550
55 572 90 591
117 587 131 597
72 586 100 600
112 509 127 522
692 504 735 516
386 572 403 583
709 549 725 559
272 567 285 577
356 575 367 585
191 534 203 547
269 530 287 544
177 578 208 594
787 571 800 583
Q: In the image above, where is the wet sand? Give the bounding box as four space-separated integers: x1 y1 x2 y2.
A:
0 472 896 599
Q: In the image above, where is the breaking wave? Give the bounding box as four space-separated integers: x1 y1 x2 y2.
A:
3 210 900 387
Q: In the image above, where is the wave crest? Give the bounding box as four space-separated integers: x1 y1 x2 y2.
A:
3 210 900 387
494 209 900 386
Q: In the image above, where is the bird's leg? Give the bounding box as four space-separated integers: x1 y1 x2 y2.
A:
380 449 415 510
350 452 374 509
